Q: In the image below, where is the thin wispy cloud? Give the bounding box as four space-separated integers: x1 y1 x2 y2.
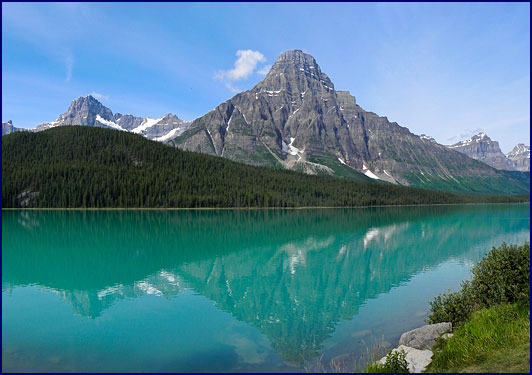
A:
90 92 109 100
65 55 73 83
215 50 266 92
257 64 271 76
224 83 241 94
459 128 483 140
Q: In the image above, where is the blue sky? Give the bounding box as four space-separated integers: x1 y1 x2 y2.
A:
2 2 529 152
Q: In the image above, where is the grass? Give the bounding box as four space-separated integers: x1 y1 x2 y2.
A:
427 303 530 373
303 340 389 373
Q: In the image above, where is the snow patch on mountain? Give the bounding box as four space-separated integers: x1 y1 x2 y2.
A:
96 115 126 131
131 117 164 134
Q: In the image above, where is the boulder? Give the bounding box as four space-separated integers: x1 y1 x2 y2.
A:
399 322 452 350
378 345 433 373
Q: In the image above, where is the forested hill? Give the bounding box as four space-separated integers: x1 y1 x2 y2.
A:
2 126 529 208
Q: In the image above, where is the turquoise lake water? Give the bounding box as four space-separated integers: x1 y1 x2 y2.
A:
2 204 530 372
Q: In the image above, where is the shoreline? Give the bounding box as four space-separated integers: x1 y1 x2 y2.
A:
1 201 529 211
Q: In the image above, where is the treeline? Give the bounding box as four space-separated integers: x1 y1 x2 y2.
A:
2 126 529 208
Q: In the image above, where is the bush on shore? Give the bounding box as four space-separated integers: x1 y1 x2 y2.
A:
428 242 530 326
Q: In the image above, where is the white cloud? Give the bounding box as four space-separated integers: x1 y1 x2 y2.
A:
446 135 458 142
215 50 266 91
90 92 109 100
257 64 271 76
224 83 241 93
459 128 483 139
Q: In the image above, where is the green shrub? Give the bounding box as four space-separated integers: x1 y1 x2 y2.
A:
471 242 530 306
428 242 530 325
428 280 476 326
365 349 409 373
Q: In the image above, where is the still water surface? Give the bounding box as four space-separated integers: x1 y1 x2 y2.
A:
2 204 530 372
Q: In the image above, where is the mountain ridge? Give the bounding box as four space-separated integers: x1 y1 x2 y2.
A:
9 95 191 141
167 49 529 193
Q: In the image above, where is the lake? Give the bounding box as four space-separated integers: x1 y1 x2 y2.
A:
2 204 530 372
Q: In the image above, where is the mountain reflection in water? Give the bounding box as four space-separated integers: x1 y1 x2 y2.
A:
2 205 530 371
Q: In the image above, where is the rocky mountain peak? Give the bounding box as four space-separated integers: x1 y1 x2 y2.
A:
160 113 185 124
471 132 488 141
449 132 497 149
507 143 530 172
257 50 334 94
274 50 318 67
2 120 15 136
507 143 530 157
58 95 114 125
448 132 515 170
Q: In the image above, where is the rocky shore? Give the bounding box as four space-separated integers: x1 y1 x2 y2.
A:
377 322 453 373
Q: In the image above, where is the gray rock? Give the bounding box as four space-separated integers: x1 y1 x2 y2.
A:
378 345 433 373
114 113 144 131
2 120 14 135
507 144 530 172
441 333 454 340
399 322 452 350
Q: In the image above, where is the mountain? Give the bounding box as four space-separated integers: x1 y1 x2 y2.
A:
507 144 530 172
168 50 528 194
32 95 190 141
3 126 527 208
447 132 515 170
2 120 14 135
2 120 22 136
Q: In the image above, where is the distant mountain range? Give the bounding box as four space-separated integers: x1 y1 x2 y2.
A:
447 133 530 172
3 95 190 141
2 49 529 194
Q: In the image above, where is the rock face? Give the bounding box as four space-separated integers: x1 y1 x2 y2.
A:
507 144 530 172
447 133 515 170
399 322 452 350
169 50 528 193
378 345 433 373
2 120 14 135
113 113 144 131
33 95 190 141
